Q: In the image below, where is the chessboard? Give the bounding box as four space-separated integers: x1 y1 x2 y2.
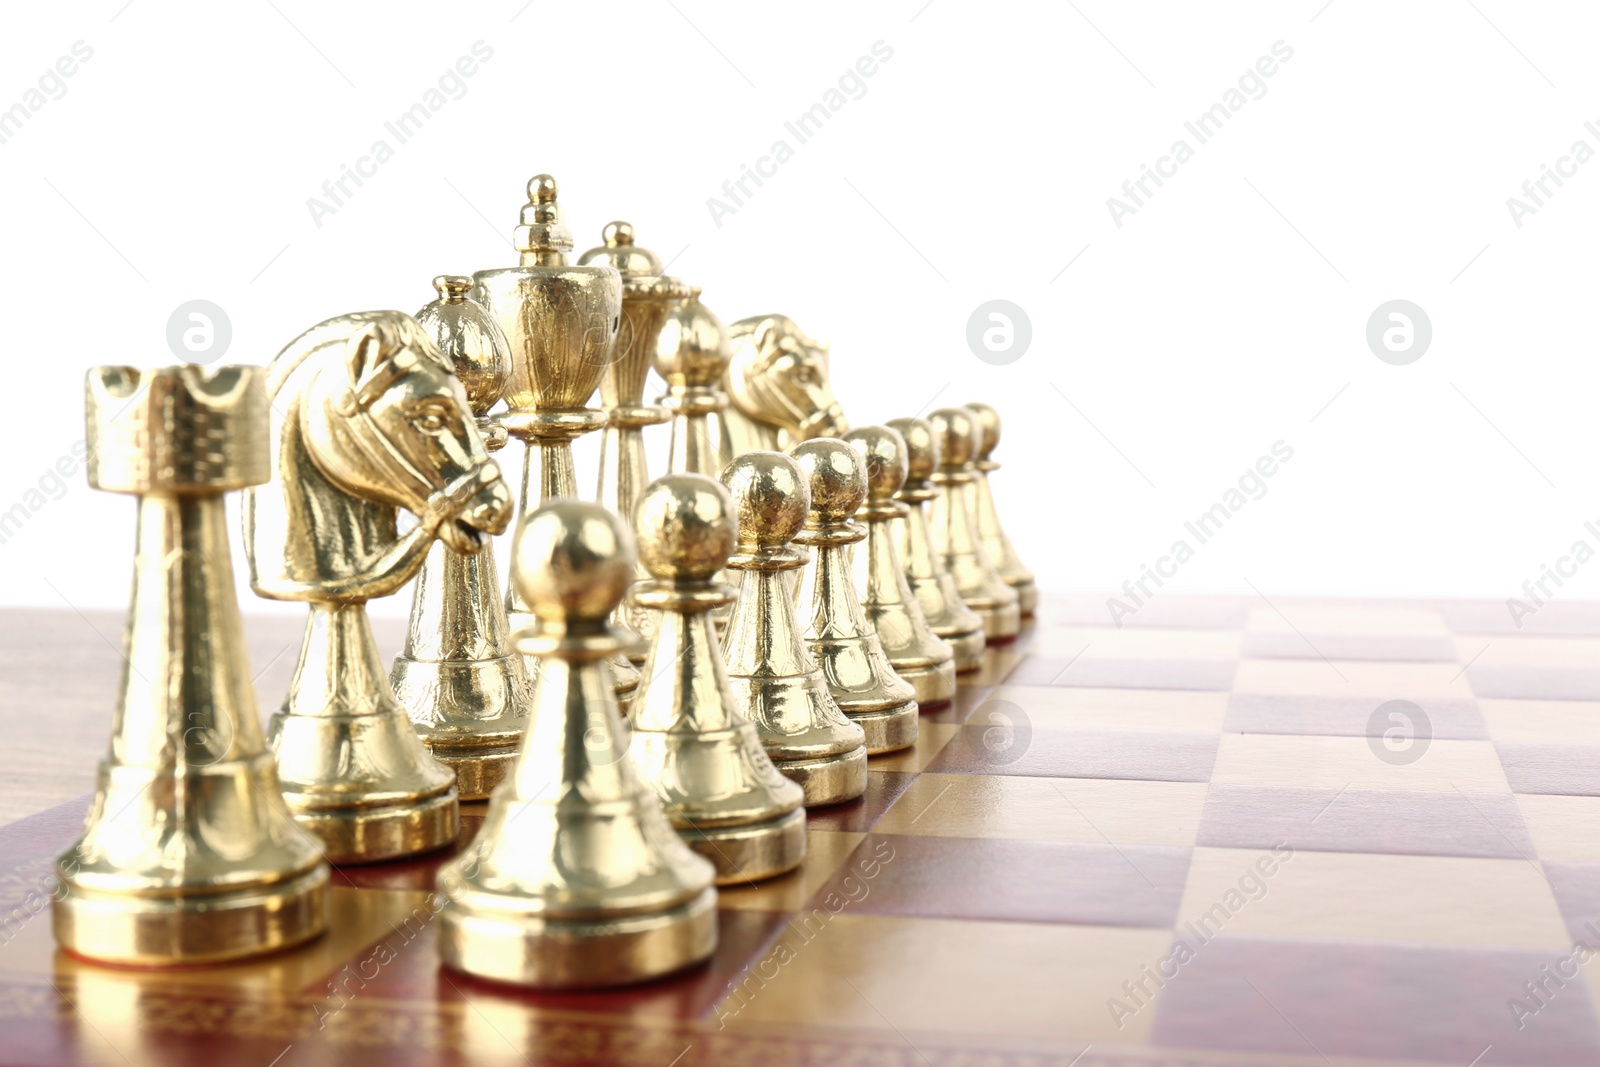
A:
4 594 1600 1066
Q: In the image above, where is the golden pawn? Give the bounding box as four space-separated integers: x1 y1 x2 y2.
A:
655 290 731 477
721 452 867 805
844 426 957 706
57 365 327 964
628 474 807 884
886 417 986 672
390 277 531 800
471 174 641 712
579 223 688 665
927 407 1020 641
791 439 919 753
437 502 717 988
965 402 1037 617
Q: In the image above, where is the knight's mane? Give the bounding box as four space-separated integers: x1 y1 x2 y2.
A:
246 311 434 599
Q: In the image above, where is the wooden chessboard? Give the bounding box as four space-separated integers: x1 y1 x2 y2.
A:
5 595 1600 1066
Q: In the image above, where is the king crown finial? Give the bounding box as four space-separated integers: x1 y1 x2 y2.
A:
928 407 977 471
789 438 866 527
634 474 736 583
603 221 634 247
721 452 808 551
511 501 635 626
86 364 269 494
844 426 908 504
515 173 573 265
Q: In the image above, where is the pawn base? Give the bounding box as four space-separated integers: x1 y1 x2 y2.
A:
680 807 806 885
54 865 328 966
774 745 868 806
290 787 460 864
849 700 921 755
941 628 987 673
972 600 1021 642
426 746 518 802
893 658 956 706
439 887 717 989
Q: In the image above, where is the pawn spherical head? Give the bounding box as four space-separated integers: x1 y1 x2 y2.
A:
965 401 1001 458
928 407 977 470
789 437 866 523
844 426 908 502
653 294 729 388
634 473 736 581
721 451 808 549
529 174 558 202
512 501 636 624
886 416 940 482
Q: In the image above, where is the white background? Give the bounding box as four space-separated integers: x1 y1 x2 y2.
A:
2 0 1596 625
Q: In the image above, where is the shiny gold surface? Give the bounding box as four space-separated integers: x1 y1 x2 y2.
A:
390 277 530 800
720 452 867 805
790 439 919 754
243 310 517 861
720 314 848 458
580 223 689 664
470 175 640 711
845 426 957 706
437 501 717 988
926 408 1020 641
886 416 986 671
627 475 807 884
965 402 1038 617
57 365 328 964
655 291 732 477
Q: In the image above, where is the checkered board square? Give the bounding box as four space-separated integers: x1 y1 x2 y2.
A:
2 596 1599 1066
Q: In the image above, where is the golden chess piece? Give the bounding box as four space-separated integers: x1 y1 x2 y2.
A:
389 277 531 801
437 501 717 988
721 452 867 805
791 439 919 753
845 426 957 706
245 311 513 862
965 402 1037 617
628 474 807 884
719 313 848 458
927 407 1020 642
655 290 732 477
886 416 986 672
580 223 689 666
56 365 328 964
470 174 641 712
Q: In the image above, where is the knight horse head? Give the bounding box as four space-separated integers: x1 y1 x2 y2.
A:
245 310 513 601
720 314 848 457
